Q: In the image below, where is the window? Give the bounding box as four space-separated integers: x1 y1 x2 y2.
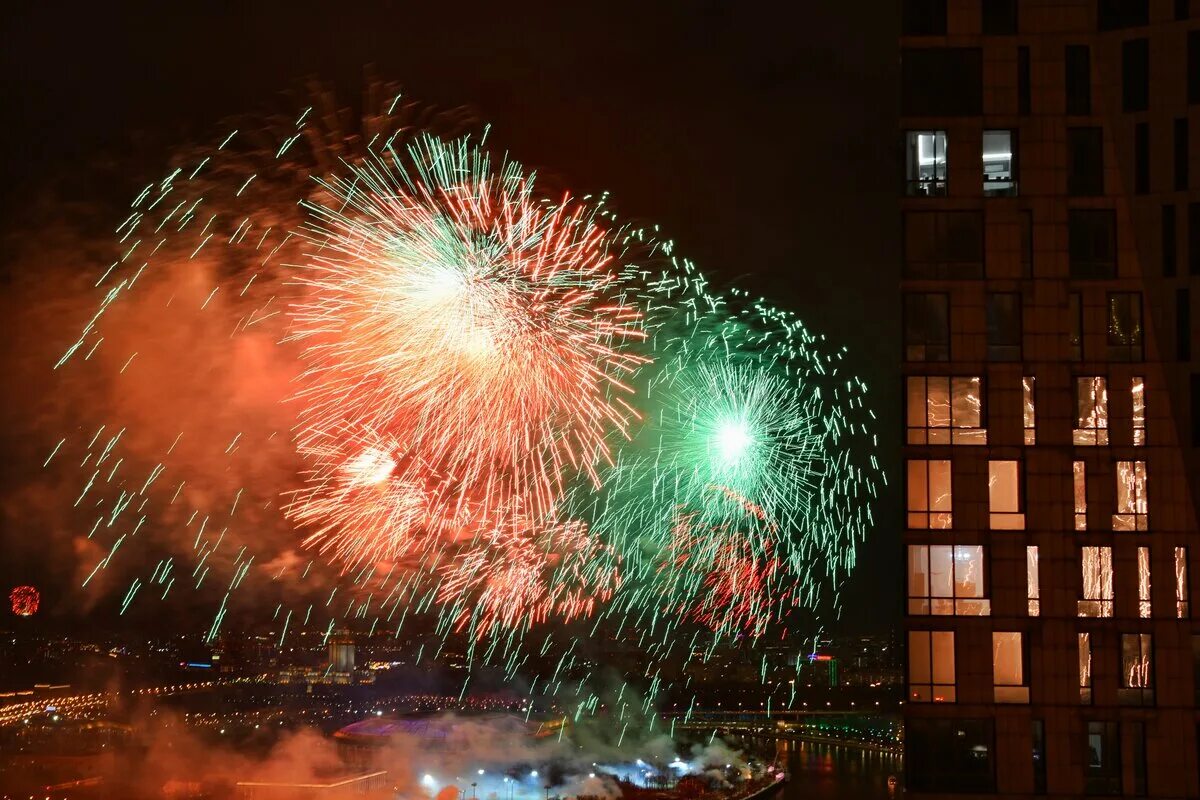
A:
908 544 990 615
909 630 955 702
904 131 948 196
1074 460 1088 530
1177 118 1190 190
1020 210 1033 277
986 292 1021 360
1027 546 1040 616
1178 289 1191 360
1178 546 1190 618
904 294 950 361
1131 722 1147 797
1138 546 1151 618
1164 204 1177 277
1032 720 1046 794
1114 460 1148 531
1191 32 1200 104
982 130 1016 196
1079 545 1114 617
906 719 995 794
1066 45 1091 115
907 459 953 528
1018 46 1031 114
1079 632 1093 703
906 376 986 444
1191 204 1200 275
1108 293 1144 361
902 48 983 116
902 0 946 35
1069 209 1116 277
1098 0 1148 29
1074 377 1109 445
1193 374 1200 447
1180 0 1192 20
989 460 1024 529
1119 633 1153 706
1023 376 1036 444
982 0 1017 33
1068 128 1104 195
1122 39 1149 113
1134 122 1149 194
1070 292 1083 360
993 632 1029 703
1086 721 1121 795
1131 377 1145 446
904 211 984 278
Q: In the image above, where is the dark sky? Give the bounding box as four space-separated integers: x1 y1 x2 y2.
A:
0 2 899 633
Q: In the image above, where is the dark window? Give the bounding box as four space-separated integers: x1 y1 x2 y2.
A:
904 211 984 279
982 0 1018 33
1179 289 1191 361
1098 0 1149 30
1178 0 1191 20
1086 721 1121 795
1020 211 1033 277
1069 210 1117 278
1070 292 1084 360
903 0 947 34
1193 636 1200 703
905 294 950 361
1193 203 1200 275
905 131 948 196
1068 128 1104 195
1018 46 1031 114
1123 39 1149 113
902 49 984 116
1066 45 1092 115
906 718 995 793
987 293 1022 360
1134 123 1149 194
1190 32 1200 104
1193 376 1200 446
1177 118 1191 190
1164 205 1178 276
983 130 1017 196
1131 722 1147 796
1108 292 1144 361
1032 720 1047 794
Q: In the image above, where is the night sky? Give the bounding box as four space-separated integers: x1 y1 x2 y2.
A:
0 2 899 633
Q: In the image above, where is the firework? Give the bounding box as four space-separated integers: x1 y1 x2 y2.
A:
10 585 40 617
284 136 646 569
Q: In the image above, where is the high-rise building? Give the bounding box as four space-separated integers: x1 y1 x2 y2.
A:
901 1 1200 795
329 631 356 673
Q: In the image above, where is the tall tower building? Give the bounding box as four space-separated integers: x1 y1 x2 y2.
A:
329 630 356 673
901 0 1200 795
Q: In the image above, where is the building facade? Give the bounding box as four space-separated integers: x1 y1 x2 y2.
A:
901 0 1200 795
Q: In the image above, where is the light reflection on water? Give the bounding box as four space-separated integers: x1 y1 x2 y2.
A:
770 738 903 800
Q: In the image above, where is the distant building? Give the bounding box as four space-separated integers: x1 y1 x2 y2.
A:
277 631 374 686
901 1 1200 796
330 631 355 672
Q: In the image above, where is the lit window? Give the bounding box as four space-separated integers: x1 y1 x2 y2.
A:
1119 633 1154 706
982 130 1017 197
909 630 955 702
992 632 1028 703
907 460 952 528
1022 376 1036 445
1138 546 1151 618
1177 547 1190 619
1079 546 1114 618
1131 377 1145 446
1113 460 1148 531
908 544 990 616
1074 461 1088 530
906 377 986 444
1027 546 1040 616
988 460 1024 529
1079 633 1092 704
1073 377 1109 445
905 131 948 197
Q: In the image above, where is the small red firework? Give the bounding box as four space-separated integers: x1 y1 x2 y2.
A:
9 586 40 617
